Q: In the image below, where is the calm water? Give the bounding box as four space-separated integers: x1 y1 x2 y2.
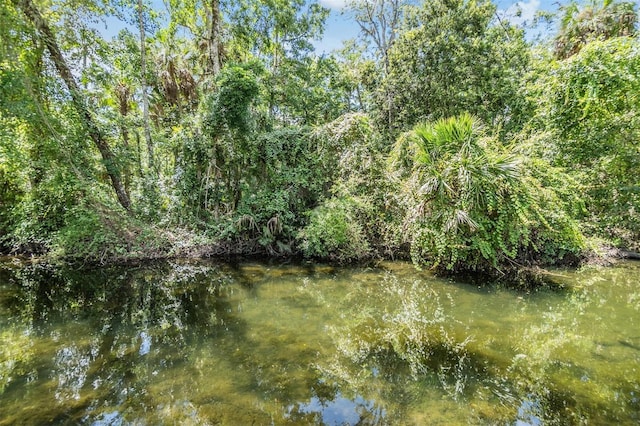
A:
0 258 638 425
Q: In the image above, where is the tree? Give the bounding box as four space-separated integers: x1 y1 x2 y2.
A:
138 0 154 172
227 0 329 125
347 0 404 75
206 0 223 77
333 41 376 113
347 0 405 129
554 0 637 60
390 114 584 273
12 0 131 211
542 37 640 247
179 63 260 216
382 0 529 134
165 0 224 79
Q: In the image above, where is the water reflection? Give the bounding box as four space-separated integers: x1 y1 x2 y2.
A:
288 392 385 425
0 260 639 424
54 344 90 401
515 398 543 426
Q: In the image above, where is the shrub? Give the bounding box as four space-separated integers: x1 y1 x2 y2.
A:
298 197 371 262
391 114 584 273
543 37 640 248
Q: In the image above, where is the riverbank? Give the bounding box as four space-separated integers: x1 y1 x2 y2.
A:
2 223 638 289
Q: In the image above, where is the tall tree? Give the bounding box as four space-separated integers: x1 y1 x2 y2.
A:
165 0 224 80
347 0 404 131
227 0 328 124
383 0 529 134
138 0 154 172
206 0 222 77
554 0 636 59
114 81 132 197
347 0 403 75
13 0 131 210
542 37 640 244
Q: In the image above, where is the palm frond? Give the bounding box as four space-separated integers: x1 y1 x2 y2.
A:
445 209 478 232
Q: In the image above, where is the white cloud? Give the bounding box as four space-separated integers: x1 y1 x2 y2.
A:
319 0 348 10
501 0 541 27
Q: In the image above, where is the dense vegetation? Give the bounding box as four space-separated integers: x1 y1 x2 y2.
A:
1 0 638 276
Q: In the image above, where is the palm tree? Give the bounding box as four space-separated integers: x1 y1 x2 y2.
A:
397 114 519 232
152 35 200 117
391 114 523 271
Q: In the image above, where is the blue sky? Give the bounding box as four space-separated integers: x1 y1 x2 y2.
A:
98 0 564 53
314 0 562 53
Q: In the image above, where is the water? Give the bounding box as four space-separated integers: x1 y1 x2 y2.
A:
0 258 638 425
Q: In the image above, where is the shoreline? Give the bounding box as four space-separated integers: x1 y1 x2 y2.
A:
2 241 637 273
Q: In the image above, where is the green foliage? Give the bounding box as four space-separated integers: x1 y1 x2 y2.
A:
3 172 168 263
204 64 260 135
541 36 640 247
0 167 21 249
267 56 351 125
228 0 328 60
299 197 370 262
0 0 628 274
391 114 584 273
177 123 331 254
232 127 330 251
548 38 640 163
47 197 172 263
49 203 125 261
383 0 530 134
299 112 404 262
554 0 637 59
318 113 404 257
177 63 261 217
0 115 27 248
226 0 332 126
8 182 79 254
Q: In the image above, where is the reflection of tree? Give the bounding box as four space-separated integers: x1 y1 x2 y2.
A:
0 326 33 395
2 261 638 424
0 261 249 423
311 275 486 422
509 266 640 425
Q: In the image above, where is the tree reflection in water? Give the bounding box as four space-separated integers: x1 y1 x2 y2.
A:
0 260 639 424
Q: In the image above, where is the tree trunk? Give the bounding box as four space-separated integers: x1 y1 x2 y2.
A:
138 0 154 173
116 82 132 198
206 0 222 77
15 0 131 211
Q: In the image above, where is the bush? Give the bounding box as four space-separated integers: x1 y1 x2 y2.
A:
539 37 640 248
49 200 173 263
391 114 585 273
49 204 123 261
299 197 371 262
313 113 406 258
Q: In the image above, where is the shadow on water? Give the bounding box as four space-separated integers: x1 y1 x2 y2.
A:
0 259 639 424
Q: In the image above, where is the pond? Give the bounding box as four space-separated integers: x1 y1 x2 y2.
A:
0 258 639 425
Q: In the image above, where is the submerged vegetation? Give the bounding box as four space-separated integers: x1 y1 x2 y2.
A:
2 259 638 424
1 0 639 276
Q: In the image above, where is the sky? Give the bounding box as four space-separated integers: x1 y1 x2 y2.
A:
314 0 562 53
97 0 565 54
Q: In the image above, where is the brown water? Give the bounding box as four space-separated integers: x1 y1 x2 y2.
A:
0 258 638 425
